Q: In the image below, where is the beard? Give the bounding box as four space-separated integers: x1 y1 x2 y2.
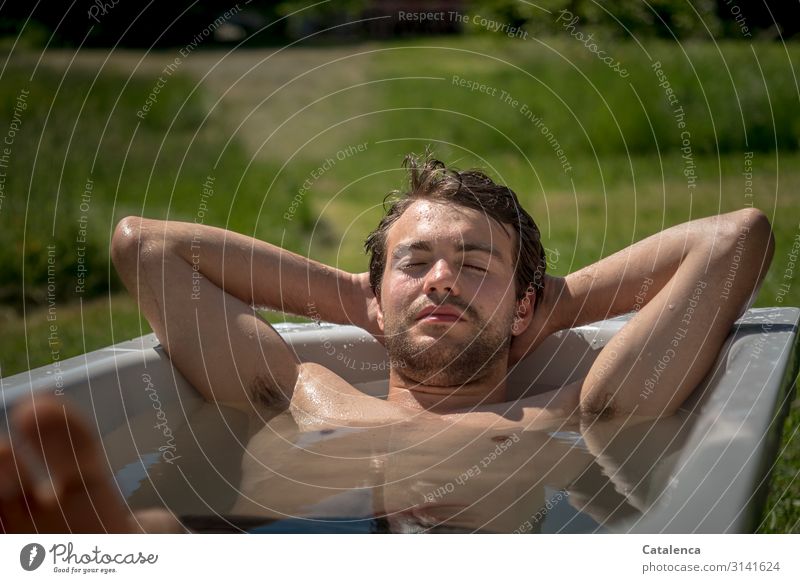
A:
382 298 515 387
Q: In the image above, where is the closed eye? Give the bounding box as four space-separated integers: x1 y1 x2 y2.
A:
401 262 486 272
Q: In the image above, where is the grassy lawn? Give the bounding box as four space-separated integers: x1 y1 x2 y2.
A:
1 35 797 531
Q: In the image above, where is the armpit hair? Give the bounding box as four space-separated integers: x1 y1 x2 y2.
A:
249 374 290 409
579 392 618 422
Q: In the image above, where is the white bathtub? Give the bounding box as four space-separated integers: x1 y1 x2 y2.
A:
1 307 798 533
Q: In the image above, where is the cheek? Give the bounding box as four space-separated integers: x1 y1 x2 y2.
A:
377 284 404 329
385 272 417 297
492 291 521 330
475 278 516 313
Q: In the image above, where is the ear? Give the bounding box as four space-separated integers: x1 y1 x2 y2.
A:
511 288 535 337
375 290 385 333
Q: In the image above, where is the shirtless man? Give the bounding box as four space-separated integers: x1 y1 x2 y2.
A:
0 152 774 533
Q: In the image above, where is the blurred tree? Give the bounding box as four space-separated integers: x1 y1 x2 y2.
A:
583 0 720 38
714 0 800 39
277 0 368 40
0 0 288 48
467 0 798 39
1 1 797 48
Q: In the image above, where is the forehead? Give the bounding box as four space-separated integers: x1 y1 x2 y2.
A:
385 200 514 260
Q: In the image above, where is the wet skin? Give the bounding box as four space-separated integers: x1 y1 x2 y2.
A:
0 205 773 532
0 390 689 533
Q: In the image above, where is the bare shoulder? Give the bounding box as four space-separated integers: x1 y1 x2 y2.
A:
289 362 413 429
438 379 583 432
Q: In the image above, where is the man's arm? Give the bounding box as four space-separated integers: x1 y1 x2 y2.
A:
551 219 767 334
138 219 372 328
111 217 375 405
552 208 773 418
512 213 769 362
504 208 773 421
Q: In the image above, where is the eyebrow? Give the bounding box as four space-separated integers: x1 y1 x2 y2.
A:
391 240 505 263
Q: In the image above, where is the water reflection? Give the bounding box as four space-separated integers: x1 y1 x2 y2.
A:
110 398 694 533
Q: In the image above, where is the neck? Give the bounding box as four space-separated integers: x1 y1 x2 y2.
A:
386 366 509 413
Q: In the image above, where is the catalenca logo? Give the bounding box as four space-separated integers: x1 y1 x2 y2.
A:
20 543 46 571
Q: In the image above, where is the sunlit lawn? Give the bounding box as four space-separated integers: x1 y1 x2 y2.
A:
1 35 797 532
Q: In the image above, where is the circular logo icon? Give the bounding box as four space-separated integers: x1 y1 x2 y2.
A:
20 543 46 571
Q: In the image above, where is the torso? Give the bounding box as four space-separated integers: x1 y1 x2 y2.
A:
231 362 595 532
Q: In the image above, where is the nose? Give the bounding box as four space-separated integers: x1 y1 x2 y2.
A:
423 258 460 296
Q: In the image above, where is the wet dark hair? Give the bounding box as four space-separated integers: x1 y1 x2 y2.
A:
364 149 546 308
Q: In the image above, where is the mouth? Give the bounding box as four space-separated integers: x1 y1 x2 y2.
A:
415 305 465 323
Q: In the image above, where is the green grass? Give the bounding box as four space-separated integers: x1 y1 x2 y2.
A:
1 35 798 532
0 60 313 312
760 397 800 533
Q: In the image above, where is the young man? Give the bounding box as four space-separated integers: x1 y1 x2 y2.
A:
0 152 774 532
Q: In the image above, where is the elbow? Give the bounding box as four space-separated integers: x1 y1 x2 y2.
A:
709 208 774 312
746 208 775 266
728 207 775 278
111 216 164 273
111 216 144 271
734 207 773 244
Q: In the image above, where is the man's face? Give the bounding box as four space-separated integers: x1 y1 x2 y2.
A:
376 200 528 386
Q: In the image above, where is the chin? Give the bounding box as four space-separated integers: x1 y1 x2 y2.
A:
389 332 508 387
